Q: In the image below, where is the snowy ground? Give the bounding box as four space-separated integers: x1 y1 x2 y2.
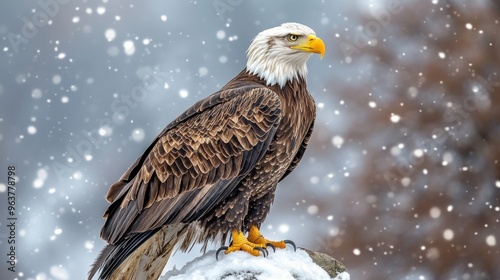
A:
161 249 350 280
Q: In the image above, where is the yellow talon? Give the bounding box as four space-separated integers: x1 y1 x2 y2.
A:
247 225 286 249
224 229 266 256
216 225 295 260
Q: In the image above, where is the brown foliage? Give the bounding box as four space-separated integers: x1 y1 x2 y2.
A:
309 1 500 279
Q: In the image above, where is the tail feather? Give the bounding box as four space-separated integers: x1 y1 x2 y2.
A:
88 243 114 280
88 224 191 280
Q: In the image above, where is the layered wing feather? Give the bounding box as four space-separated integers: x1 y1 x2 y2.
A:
100 86 282 244
279 107 315 182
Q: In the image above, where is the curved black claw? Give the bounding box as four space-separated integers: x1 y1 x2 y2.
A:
254 246 268 257
266 243 276 252
216 246 229 260
284 240 297 251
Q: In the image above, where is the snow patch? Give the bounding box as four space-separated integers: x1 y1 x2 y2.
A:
216 30 226 40
98 125 113 137
429 207 441 219
486 235 496 246
27 125 37 135
307 205 319 215
443 229 454 241
332 136 344 148
52 75 62 85
162 249 348 280
85 241 94 250
50 265 69 280
413 149 424 157
96 6 106 15
32 88 43 99
219 56 228 63
279 224 289 233
105 29 116 42
390 113 400 123
54 227 63 235
131 128 145 142
198 67 208 77
33 168 48 189
123 40 136 56
179 89 189 98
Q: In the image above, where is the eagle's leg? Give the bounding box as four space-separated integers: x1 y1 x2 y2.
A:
247 225 296 251
222 229 268 257
216 226 297 260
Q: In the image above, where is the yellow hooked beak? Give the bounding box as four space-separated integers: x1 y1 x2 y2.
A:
290 34 326 59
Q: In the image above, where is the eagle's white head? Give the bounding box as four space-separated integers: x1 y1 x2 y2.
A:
246 22 325 88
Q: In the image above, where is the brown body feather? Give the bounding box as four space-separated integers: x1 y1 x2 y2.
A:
89 68 316 279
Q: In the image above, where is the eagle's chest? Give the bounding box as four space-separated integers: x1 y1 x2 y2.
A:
246 90 316 198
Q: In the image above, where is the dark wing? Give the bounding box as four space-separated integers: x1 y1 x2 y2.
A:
279 96 315 182
100 86 282 244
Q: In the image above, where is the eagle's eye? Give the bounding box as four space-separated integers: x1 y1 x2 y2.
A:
287 34 299 42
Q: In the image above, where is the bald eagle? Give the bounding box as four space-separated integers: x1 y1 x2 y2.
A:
89 22 325 280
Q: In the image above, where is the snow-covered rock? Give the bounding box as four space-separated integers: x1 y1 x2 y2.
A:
161 248 349 280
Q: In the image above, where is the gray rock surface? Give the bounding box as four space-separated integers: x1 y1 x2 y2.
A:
301 248 347 279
